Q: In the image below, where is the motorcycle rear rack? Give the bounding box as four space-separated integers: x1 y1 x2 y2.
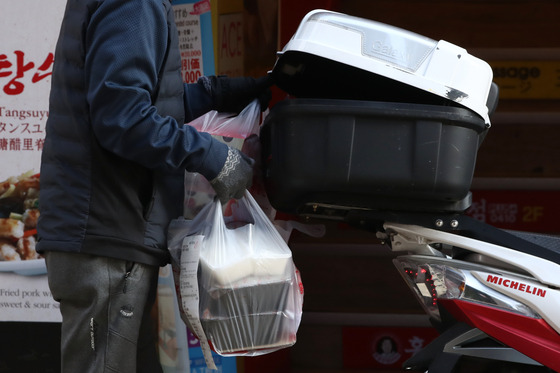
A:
300 203 560 268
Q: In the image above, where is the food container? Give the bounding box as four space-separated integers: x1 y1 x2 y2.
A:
199 278 296 354
201 312 297 355
200 278 292 316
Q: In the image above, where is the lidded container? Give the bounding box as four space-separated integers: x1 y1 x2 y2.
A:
261 10 497 214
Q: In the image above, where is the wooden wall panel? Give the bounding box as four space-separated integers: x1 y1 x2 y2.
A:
338 0 560 49
475 120 560 177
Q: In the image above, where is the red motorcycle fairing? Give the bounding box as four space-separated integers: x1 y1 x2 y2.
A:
439 298 560 371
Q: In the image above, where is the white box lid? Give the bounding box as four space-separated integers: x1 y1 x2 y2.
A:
275 10 494 124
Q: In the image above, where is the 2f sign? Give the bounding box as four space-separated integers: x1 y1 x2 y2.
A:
523 206 544 222
218 13 243 77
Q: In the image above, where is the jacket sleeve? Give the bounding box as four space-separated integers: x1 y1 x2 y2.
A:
84 0 226 181
184 82 214 121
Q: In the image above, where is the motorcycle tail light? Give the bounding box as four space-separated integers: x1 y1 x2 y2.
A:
394 255 541 321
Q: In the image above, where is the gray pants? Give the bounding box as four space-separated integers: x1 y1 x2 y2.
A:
45 251 164 373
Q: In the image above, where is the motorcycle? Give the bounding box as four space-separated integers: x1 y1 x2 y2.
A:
260 9 560 373
307 204 560 372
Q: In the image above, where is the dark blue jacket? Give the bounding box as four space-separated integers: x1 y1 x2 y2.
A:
37 0 228 266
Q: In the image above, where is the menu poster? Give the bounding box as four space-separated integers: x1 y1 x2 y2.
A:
0 1 65 323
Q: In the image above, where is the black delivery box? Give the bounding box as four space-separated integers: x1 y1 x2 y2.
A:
261 99 487 214
260 10 495 214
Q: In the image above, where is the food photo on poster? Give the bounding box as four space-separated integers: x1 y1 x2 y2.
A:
0 171 43 275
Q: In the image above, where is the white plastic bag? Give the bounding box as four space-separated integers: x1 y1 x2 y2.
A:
168 191 304 365
183 99 264 219
187 97 261 139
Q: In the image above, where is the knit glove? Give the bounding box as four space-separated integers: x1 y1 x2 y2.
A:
198 74 273 113
210 146 255 204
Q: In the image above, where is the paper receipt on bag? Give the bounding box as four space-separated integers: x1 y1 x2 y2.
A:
180 235 217 370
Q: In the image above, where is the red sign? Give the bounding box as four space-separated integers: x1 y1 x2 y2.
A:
342 326 438 370
468 190 560 234
0 51 53 96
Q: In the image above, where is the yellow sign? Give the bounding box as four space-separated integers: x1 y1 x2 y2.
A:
211 0 243 76
489 60 560 99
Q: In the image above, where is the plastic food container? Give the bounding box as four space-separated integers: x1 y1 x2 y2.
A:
201 311 297 354
199 278 296 354
201 279 293 316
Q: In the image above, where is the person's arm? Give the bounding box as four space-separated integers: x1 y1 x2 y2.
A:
183 74 273 121
183 82 213 121
85 0 226 180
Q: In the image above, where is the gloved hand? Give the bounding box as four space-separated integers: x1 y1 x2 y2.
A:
210 146 255 204
198 74 273 114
